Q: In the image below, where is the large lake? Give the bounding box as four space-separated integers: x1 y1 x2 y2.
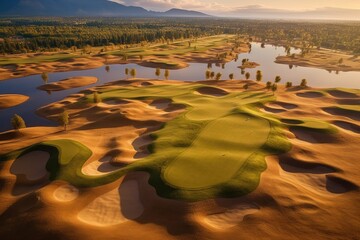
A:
0 43 359 132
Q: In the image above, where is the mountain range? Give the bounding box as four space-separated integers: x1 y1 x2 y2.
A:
0 0 210 17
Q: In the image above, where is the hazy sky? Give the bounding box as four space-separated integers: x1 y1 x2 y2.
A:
112 0 360 12
110 0 360 19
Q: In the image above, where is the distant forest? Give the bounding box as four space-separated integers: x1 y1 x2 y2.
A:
0 17 359 55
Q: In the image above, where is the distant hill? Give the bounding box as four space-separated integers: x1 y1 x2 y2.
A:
162 8 210 17
0 0 211 17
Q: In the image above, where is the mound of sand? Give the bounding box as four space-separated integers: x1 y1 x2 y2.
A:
53 184 79 202
82 156 122 176
0 94 29 109
10 151 50 182
203 205 259 230
38 76 98 91
77 179 144 226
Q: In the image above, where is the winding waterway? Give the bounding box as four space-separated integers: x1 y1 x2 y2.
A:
0 43 359 131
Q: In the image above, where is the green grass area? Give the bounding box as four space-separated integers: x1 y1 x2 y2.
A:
0 53 80 66
0 34 235 66
108 34 235 58
0 83 337 201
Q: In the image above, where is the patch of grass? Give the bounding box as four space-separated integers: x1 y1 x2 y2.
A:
0 53 80 66
1 83 337 201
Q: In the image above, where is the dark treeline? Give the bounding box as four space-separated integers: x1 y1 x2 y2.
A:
0 17 359 55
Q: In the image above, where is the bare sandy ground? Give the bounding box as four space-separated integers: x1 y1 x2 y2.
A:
0 79 359 240
38 76 98 91
78 178 144 227
276 48 360 72
53 184 79 202
0 94 29 109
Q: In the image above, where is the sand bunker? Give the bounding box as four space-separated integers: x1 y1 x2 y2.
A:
150 99 171 109
78 179 144 226
262 106 286 113
10 151 50 181
326 175 358 194
0 94 29 109
296 91 324 98
203 205 259 230
279 156 336 174
195 86 228 97
327 90 358 99
323 107 360 121
53 184 79 202
82 156 122 176
38 76 98 91
290 128 338 144
333 120 360 134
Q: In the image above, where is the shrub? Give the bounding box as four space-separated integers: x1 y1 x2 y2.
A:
300 79 308 87
93 91 101 103
11 114 26 131
275 76 281 83
60 111 69 131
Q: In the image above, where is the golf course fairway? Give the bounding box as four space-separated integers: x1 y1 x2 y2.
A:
1 82 338 201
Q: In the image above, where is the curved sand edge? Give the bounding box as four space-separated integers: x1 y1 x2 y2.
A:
275 49 360 72
10 151 50 181
53 184 79 202
0 94 29 109
202 205 259 230
38 76 98 91
77 179 144 226
138 60 189 70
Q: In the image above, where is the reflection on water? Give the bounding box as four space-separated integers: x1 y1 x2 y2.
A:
0 43 359 131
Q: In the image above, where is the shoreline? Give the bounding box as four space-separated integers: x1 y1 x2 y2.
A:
0 35 249 81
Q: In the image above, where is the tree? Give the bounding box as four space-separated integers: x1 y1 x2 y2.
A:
300 79 308 87
206 70 211 80
256 70 262 82
243 83 249 91
41 72 48 83
93 91 101 103
286 82 293 88
266 81 272 91
164 69 170 80
60 111 69 131
155 68 161 78
125 68 129 78
105 65 110 72
11 114 26 132
245 72 250 80
229 73 234 80
271 83 278 95
210 71 215 80
130 68 136 78
215 73 222 80
275 76 281 83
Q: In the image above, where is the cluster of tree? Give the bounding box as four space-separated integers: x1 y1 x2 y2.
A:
1 17 359 55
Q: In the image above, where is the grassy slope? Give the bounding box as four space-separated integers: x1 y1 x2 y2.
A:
0 83 338 201
0 35 236 66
